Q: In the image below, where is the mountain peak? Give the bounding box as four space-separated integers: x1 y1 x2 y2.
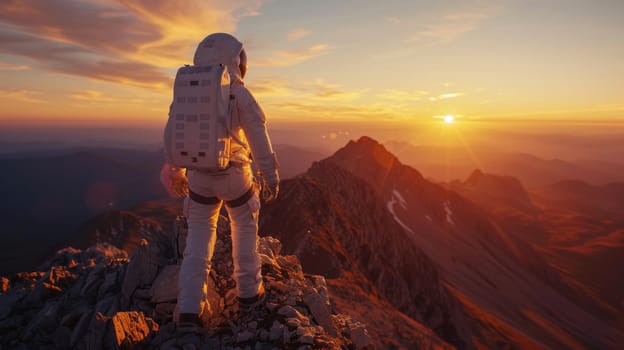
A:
348 136 388 153
465 169 485 185
456 169 538 214
353 135 381 146
329 136 398 170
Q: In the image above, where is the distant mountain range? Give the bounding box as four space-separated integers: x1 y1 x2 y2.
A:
2 137 622 348
0 144 325 275
385 140 624 187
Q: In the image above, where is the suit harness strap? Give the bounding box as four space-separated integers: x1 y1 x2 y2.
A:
188 186 255 208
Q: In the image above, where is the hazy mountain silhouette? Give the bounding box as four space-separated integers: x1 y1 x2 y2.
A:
0 149 165 275
0 144 323 275
385 140 624 187
270 144 327 179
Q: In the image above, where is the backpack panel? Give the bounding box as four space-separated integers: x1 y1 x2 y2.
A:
167 65 232 171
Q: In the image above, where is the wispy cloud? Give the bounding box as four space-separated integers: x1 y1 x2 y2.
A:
67 89 162 108
0 61 29 71
70 90 117 103
0 0 265 88
302 79 360 100
0 88 45 103
246 79 291 96
255 44 329 67
269 101 396 119
369 7 497 60
287 28 310 41
249 78 360 101
407 11 491 44
429 92 464 101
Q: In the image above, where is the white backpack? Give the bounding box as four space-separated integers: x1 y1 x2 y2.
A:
165 64 232 171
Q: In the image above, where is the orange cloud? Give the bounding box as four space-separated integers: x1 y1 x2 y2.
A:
0 0 264 88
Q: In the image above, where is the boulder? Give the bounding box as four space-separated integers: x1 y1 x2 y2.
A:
109 311 157 349
81 264 105 298
42 266 77 289
21 301 61 340
84 312 109 350
349 322 372 350
1 277 10 293
304 291 337 336
150 265 179 303
98 270 120 298
259 236 282 258
121 239 160 308
0 288 23 319
70 310 94 348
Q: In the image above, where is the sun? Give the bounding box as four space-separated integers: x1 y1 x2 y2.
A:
444 115 455 124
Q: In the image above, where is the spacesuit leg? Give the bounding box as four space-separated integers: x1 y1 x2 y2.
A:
226 196 262 299
178 198 222 314
223 164 262 299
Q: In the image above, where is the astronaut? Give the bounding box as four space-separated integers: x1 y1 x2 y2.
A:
162 33 280 330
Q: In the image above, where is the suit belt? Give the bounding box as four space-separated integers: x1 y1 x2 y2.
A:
188 186 255 208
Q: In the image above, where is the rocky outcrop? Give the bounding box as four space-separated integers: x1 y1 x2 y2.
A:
0 215 370 349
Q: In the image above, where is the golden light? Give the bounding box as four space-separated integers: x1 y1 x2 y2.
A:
444 115 455 124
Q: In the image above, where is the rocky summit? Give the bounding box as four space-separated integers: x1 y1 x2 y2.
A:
0 214 371 350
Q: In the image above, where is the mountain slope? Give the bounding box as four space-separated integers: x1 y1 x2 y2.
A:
529 180 624 319
325 136 624 349
260 160 473 349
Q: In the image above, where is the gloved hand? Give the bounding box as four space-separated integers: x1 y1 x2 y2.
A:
262 181 279 203
261 169 280 203
160 163 188 198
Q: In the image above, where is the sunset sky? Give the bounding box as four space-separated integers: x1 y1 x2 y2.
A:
0 0 623 128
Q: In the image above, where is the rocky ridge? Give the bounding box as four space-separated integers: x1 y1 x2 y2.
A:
0 214 370 349
261 160 470 349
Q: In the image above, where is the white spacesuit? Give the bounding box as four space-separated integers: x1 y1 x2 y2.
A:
163 33 279 328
